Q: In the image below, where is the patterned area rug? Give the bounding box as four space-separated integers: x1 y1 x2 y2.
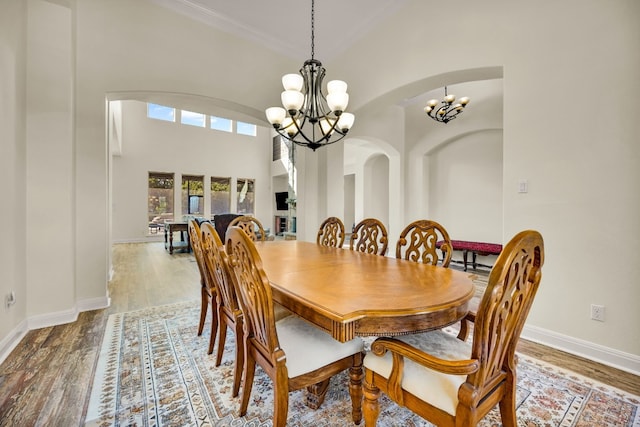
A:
86 300 640 426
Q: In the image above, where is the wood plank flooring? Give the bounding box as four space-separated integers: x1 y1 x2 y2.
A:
0 241 637 426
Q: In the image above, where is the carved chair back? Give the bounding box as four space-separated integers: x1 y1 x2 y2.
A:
229 215 266 242
395 219 453 267
316 216 346 248
469 230 544 389
350 218 388 256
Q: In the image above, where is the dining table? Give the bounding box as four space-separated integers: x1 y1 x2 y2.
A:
254 240 476 343
252 240 475 423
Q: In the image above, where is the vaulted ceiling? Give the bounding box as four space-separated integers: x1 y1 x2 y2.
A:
149 0 410 62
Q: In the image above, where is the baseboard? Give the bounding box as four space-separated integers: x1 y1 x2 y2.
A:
25 295 111 334
78 295 111 312
0 320 28 366
113 236 164 244
522 324 640 376
27 306 80 330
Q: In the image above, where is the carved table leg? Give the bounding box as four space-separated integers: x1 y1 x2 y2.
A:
349 354 364 425
305 378 330 409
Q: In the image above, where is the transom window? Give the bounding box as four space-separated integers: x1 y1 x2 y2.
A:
181 110 206 127
210 116 233 133
147 103 175 122
146 103 256 138
237 121 257 136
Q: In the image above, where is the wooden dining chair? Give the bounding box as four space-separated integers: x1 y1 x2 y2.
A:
225 226 365 427
350 218 388 256
362 230 544 427
395 219 453 267
200 222 245 397
188 219 217 351
229 215 267 242
316 216 346 248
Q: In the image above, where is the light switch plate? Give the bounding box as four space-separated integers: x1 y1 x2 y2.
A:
518 180 528 193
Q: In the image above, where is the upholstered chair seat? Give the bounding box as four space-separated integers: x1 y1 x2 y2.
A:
364 330 470 416
276 315 364 378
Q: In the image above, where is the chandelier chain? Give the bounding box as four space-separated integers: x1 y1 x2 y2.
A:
310 0 315 60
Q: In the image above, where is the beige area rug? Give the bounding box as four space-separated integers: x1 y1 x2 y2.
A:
86 292 640 426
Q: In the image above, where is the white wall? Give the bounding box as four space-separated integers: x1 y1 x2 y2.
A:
26 0 75 322
343 174 355 232
427 130 503 242
363 154 389 226
111 100 272 242
0 0 28 360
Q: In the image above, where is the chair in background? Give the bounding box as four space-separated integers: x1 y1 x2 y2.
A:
316 216 346 248
200 222 244 397
350 218 388 256
188 219 217 353
395 219 453 267
229 215 267 242
362 230 544 427
225 226 365 427
213 213 242 241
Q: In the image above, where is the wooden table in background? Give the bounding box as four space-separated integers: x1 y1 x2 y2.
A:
164 222 190 254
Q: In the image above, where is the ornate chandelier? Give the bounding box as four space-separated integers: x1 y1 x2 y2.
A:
265 0 355 151
424 86 470 124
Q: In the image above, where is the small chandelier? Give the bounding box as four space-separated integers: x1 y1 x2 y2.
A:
424 86 470 124
265 0 355 151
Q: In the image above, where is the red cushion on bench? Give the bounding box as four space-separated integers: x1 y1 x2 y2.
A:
449 240 502 254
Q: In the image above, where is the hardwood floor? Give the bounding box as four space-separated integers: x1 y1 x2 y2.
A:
0 242 638 426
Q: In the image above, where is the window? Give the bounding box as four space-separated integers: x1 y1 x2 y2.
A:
210 177 231 218
182 175 204 216
272 135 293 162
210 116 232 133
237 121 257 136
236 178 255 215
273 136 283 161
181 110 206 127
148 172 175 230
147 103 175 122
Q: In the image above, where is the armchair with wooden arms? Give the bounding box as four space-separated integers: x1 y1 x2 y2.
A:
362 230 544 427
350 218 388 256
316 216 346 248
225 226 365 427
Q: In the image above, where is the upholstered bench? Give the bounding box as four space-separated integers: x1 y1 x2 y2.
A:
440 240 503 271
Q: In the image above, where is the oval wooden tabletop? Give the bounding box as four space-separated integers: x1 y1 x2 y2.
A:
254 240 475 340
